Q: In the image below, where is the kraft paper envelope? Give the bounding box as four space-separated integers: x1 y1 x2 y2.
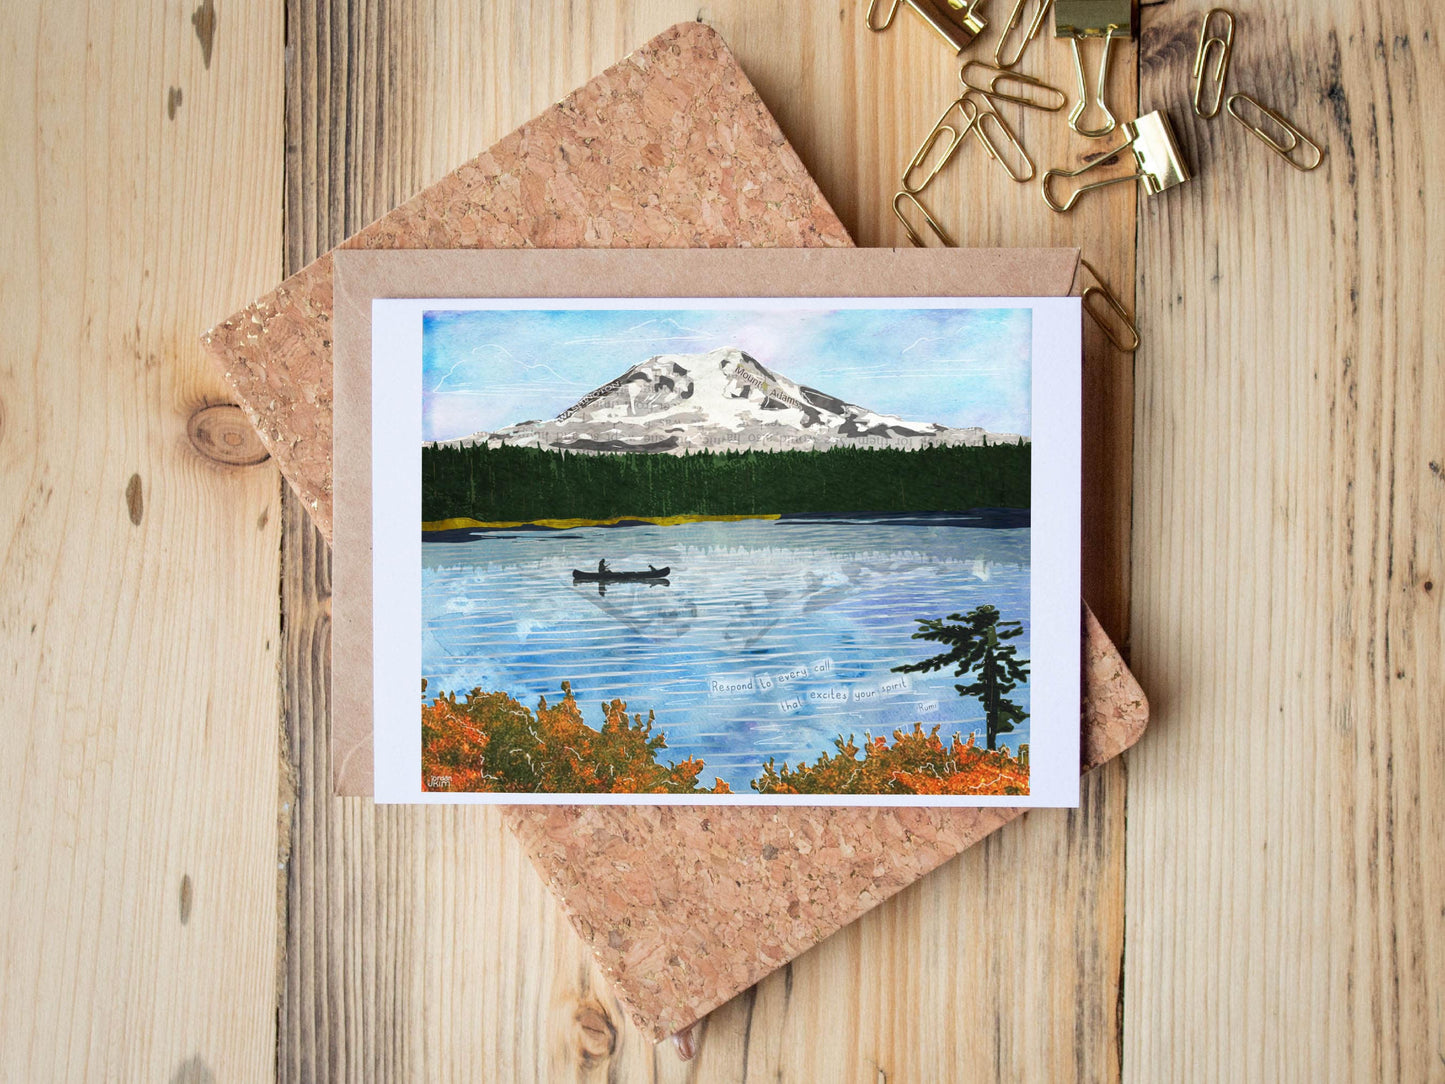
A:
331 246 1149 1039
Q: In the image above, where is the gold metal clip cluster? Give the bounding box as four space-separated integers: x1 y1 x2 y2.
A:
1189 11 1324 169
901 87 1038 194
1041 109 1191 212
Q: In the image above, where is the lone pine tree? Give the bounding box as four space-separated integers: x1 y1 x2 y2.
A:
892 604 1030 750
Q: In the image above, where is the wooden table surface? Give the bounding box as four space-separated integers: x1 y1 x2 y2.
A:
3 0 1441 1080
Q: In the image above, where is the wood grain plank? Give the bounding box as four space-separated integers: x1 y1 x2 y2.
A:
1126 2 1445 1080
278 3 641 1079
0 0 284 1079
278 1 1141 1078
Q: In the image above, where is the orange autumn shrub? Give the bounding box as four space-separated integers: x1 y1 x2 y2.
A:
420 692 492 792
421 681 731 795
750 724 1029 796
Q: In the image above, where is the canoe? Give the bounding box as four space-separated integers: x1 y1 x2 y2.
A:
572 566 670 582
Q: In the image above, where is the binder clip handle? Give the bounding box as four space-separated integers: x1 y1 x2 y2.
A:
1054 0 1136 138
1066 32 1121 138
1041 143 1139 212
1042 110 1191 212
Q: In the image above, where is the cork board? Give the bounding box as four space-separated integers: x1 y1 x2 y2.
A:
198 22 1149 1042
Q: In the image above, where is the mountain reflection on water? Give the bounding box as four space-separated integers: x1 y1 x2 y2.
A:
422 511 1031 790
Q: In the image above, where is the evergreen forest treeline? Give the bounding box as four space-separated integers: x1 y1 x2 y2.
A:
422 441 1030 523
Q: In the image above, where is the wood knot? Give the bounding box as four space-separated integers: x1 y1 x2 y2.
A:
187 404 269 467
191 0 216 69
125 474 143 525
573 1002 616 1067
670 1021 702 1061
169 1054 215 1084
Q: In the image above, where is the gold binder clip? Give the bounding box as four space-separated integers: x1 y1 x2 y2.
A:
961 91 1036 182
867 0 987 54
902 95 981 193
995 0 1053 69
943 0 990 41
1192 8 1235 118
960 60 1067 112
1042 109 1191 212
893 190 954 247
1054 0 1136 138
1078 258 1140 351
1226 92 1325 171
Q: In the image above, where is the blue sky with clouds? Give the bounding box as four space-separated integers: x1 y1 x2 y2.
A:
422 305 1032 442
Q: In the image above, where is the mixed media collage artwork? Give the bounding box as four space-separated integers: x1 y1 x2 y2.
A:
371 298 1081 805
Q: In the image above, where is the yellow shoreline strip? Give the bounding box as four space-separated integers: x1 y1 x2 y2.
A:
422 512 783 532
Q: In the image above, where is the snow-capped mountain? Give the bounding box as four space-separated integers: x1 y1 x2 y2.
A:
441 347 1024 453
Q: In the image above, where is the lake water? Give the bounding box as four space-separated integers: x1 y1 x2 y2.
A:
422 511 1031 791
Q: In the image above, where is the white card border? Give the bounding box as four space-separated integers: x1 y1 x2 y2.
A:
373 296 1081 806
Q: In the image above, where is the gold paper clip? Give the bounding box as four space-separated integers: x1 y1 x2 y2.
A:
1192 8 1234 118
1054 0 1136 138
867 0 987 54
1042 109 1191 212
994 0 1053 69
893 190 954 247
1226 92 1325 171
1078 258 1140 351
902 96 981 193
960 60 1067 112
961 91 1036 182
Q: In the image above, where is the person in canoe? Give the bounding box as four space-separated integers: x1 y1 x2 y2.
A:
573 561 670 583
